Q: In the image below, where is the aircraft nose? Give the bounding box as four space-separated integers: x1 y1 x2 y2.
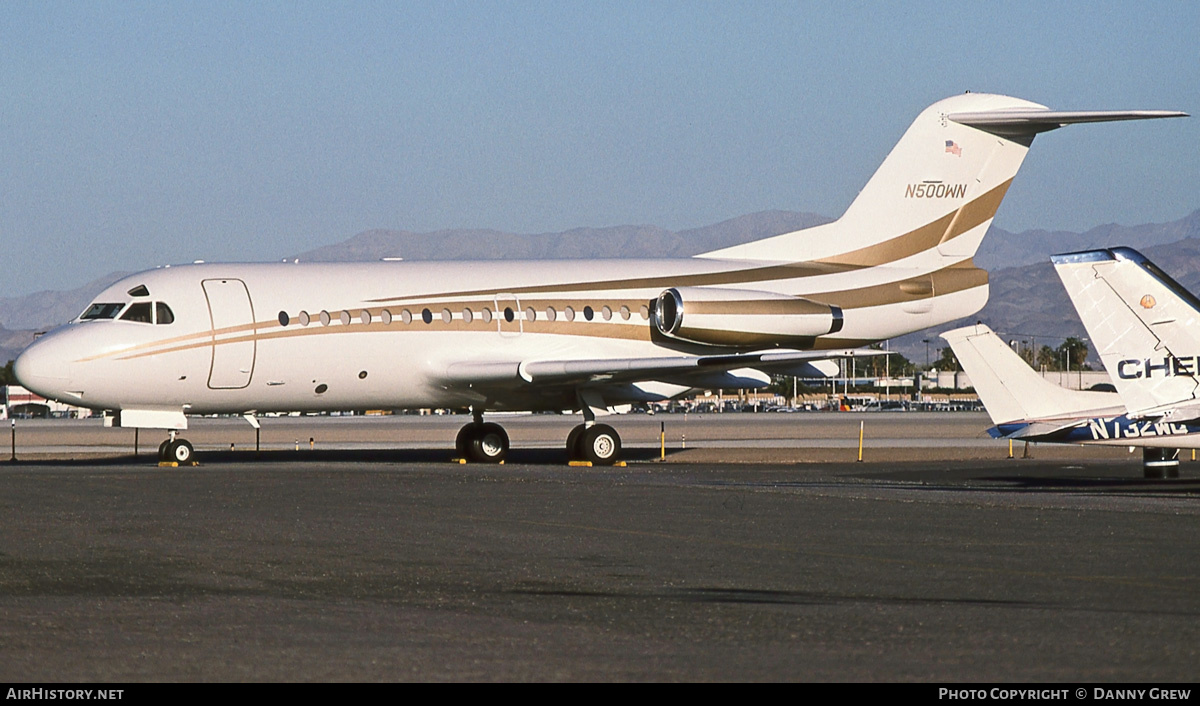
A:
13 333 75 401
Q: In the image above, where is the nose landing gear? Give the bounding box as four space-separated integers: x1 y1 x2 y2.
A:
157 431 195 466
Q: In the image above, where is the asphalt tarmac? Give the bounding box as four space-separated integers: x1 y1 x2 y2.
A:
0 414 1197 681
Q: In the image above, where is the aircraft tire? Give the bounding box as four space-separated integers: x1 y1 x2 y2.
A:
579 424 621 466
565 424 586 461
469 423 509 464
157 440 171 462
167 439 194 464
1143 447 1180 479
455 423 479 459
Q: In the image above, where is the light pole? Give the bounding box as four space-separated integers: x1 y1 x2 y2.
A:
885 340 891 402
1077 338 1088 388
1063 339 1087 389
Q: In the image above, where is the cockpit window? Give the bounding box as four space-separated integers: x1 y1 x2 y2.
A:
80 302 125 320
127 285 150 297
120 302 153 323
156 302 175 325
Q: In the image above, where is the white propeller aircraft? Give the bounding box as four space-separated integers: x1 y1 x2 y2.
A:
13 93 1184 465
942 323 1200 478
1052 246 1200 476
1054 247 1200 423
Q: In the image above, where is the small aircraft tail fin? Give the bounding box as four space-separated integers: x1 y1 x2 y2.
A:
941 324 1119 425
699 96 1185 273
1053 248 1200 419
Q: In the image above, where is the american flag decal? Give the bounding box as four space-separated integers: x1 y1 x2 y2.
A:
945 140 962 157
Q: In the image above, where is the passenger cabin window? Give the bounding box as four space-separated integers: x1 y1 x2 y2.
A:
120 302 154 323
156 302 175 325
80 302 125 320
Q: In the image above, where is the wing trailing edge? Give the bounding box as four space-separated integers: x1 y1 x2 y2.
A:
441 348 881 390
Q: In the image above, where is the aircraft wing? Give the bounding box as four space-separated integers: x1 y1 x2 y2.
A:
442 348 882 391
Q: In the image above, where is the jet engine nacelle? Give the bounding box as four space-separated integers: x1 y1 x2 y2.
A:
652 287 843 347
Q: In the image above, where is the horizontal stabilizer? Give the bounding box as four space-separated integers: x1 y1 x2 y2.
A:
949 108 1187 135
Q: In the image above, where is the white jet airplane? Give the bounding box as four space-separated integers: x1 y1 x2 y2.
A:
13 93 1184 465
942 323 1200 477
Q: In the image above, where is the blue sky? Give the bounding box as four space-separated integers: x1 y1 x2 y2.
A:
2 1 1197 297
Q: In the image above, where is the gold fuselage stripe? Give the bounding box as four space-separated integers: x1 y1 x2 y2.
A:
813 180 1011 267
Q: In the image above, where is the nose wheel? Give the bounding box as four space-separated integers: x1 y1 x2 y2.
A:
158 437 194 465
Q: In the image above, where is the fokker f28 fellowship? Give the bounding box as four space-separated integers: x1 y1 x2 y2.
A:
13 93 1185 465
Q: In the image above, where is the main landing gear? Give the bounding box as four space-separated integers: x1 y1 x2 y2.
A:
455 400 623 466
1143 447 1180 479
567 390 622 465
565 423 621 465
157 431 194 464
456 412 510 464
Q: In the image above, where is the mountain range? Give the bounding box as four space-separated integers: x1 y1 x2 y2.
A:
3 208 1199 369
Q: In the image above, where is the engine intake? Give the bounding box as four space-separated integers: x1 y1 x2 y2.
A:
652 287 842 347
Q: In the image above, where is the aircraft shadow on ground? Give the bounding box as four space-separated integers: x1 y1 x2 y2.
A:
864 461 1200 494
975 474 1200 493
6 446 678 467
808 459 1200 495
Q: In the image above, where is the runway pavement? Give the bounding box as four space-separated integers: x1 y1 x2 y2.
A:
0 414 1196 681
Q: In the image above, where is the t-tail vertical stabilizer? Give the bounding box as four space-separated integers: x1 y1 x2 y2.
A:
699 96 1186 277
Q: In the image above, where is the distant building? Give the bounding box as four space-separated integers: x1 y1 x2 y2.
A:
927 368 1110 392
2 386 94 419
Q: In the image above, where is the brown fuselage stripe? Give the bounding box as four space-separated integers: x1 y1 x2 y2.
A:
814 180 1011 267
818 265 987 309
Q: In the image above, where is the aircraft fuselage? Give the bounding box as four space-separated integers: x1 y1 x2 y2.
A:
16 256 985 415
